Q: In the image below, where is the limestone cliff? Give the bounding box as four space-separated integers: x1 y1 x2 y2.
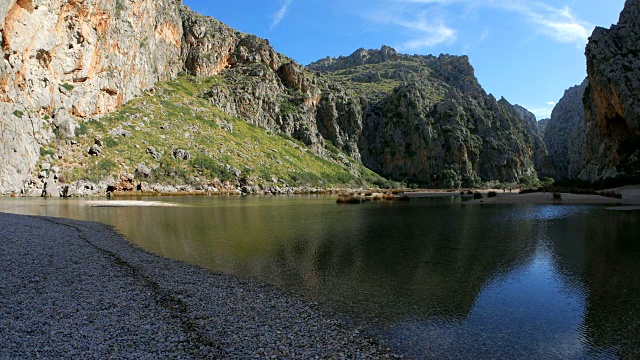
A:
582 0 640 180
543 80 588 180
310 48 545 187
1 1 554 193
1 0 183 193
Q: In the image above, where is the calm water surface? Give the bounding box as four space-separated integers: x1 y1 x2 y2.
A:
1 195 639 359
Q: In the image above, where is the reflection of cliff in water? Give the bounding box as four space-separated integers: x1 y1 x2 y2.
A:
99 196 539 322
549 210 640 358
262 199 540 322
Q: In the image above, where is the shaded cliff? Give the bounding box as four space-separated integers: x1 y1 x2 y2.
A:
581 0 640 181
310 48 546 187
543 80 588 180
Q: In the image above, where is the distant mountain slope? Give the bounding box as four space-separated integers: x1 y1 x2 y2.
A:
309 47 549 187
543 80 588 180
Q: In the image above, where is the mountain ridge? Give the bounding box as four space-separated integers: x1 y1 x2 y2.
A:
2 1 554 195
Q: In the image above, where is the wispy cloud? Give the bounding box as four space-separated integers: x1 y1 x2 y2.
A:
367 0 591 50
271 0 293 29
500 2 591 45
527 105 554 119
368 9 456 51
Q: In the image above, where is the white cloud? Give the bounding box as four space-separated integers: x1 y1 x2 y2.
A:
368 10 456 51
369 0 591 48
270 0 293 29
547 101 556 105
511 3 591 45
527 106 554 119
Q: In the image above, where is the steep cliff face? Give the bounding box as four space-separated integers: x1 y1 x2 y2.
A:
179 8 327 154
1 2 554 193
513 105 553 178
309 48 544 187
0 0 183 193
537 119 549 137
582 0 640 180
543 80 588 180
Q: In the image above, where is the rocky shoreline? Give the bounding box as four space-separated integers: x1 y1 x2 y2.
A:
0 212 395 359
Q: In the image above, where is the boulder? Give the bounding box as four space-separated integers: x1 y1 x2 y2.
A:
42 173 58 197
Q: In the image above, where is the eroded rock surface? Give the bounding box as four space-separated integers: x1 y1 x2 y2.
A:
543 80 588 180
1 0 183 193
582 0 640 180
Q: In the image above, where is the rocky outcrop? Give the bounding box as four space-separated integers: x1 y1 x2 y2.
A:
513 105 553 178
1 0 183 193
543 80 588 180
582 0 640 180
1 2 560 193
308 45 401 72
179 8 328 154
537 119 550 137
311 49 545 186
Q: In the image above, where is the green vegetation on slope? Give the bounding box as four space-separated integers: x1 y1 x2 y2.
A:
319 60 445 103
42 75 387 189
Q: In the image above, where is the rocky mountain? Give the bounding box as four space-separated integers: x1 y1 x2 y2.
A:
581 0 640 181
309 47 549 187
1 0 184 194
543 80 588 180
1 0 552 194
537 119 549 137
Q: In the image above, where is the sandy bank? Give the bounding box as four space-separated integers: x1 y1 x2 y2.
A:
0 213 392 359
466 185 640 206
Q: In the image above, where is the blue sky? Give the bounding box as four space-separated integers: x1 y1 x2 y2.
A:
183 0 626 120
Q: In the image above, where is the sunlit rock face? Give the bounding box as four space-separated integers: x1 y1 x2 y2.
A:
0 0 183 193
581 0 640 181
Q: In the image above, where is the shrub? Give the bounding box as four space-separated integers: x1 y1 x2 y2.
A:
597 191 623 199
382 193 395 200
74 122 88 137
474 192 483 200
39 147 55 158
553 193 562 200
337 195 362 204
488 191 497 198
13 110 24 118
61 83 75 91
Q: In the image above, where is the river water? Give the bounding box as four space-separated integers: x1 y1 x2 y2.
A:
1 195 638 359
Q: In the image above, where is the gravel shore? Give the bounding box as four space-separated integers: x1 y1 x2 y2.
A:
0 212 393 359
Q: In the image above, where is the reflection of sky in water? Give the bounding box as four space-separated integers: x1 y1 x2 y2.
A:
0 198 637 359
495 204 596 221
384 232 618 359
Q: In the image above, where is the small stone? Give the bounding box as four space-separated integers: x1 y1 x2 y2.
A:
88 145 102 156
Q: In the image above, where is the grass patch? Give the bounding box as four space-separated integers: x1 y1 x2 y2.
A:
46 74 388 188
13 110 24 118
74 122 88 137
61 83 74 91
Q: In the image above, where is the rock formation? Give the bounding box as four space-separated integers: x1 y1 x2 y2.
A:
1 0 183 193
537 119 549 137
1 0 557 193
582 0 640 180
310 48 546 186
543 80 588 180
